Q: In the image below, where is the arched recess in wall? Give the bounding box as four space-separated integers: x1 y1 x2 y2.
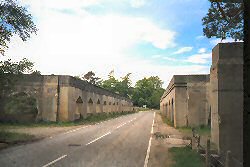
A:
116 102 119 112
108 101 112 113
75 96 83 120
208 106 211 127
103 101 107 113
112 101 116 112
171 98 174 123
87 98 94 114
165 103 168 116
168 101 171 119
96 99 101 113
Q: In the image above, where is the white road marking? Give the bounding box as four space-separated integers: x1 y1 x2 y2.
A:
116 122 127 129
144 112 155 167
42 154 67 167
115 116 137 129
64 125 90 134
85 131 111 146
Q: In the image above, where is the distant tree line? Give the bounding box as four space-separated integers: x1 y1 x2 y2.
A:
78 71 165 109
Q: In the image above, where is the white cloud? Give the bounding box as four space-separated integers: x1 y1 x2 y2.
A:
4 1 178 88
151 55 162 59
130 0 146 8
209 38 243 46
186 53 211 64
162 56 177 61
173 47 193 54
2 0 214 89
198 48 206 54
196 35 205 40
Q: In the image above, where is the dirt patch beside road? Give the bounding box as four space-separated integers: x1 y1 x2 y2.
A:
0 125 87 150
148 111 190 167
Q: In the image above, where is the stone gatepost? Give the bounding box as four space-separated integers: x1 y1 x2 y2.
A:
210 42 243 163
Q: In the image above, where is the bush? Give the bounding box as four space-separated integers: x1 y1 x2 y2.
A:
3 92 38 123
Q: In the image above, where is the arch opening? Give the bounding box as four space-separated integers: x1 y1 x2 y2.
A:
97 99 100 104
75 96 83 120
171 98 174 123
87 98 94 114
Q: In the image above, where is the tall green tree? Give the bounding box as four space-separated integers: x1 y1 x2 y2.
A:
202 0 243 41
116 73 132 98
101 73 119 93
101 71 132 98
82 71 102 86
0 0 37 55
132 76 164 109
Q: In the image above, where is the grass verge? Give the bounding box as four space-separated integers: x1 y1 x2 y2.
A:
160 113 174 127
0 131 36 144
177 125 211 136
0 111 137 128
169 146 205 167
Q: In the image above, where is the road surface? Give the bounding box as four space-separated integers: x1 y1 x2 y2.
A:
0 111 155 167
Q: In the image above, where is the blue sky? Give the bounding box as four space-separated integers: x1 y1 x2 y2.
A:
4 0 234 87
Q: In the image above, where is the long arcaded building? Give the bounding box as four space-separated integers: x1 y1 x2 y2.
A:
160 74 210 128
160 42 243 165
12 75 134 122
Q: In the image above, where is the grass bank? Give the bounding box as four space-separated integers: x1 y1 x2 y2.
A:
0 131 36 144
169 146 205 167
0 111 137 128
160 113 174 127
177 125 211 136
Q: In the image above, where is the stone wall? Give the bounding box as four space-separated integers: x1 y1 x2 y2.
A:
13 75 133 122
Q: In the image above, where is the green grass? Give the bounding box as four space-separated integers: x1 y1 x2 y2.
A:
0 111 136 128
177 125 211 136
169 146 205 167
0 131 36 144
160 113 174 126
137 108 150 111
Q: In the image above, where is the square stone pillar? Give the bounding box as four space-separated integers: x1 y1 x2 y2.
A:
210 42 243 162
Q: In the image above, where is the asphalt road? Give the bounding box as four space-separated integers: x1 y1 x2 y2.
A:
0 111 155 167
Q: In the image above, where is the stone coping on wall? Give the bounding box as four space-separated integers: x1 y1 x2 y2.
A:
15 74 132 102
160 74 210 102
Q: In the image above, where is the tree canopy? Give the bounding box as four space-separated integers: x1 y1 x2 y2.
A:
202 0 243 41
131 76 165 109
101 71 132 98
0 58 37 98
80 70 165 108
0 0 37 54
82 71 102 86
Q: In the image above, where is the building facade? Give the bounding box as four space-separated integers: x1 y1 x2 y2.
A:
160 42 243 165
13 75 134 122
160 74 210 128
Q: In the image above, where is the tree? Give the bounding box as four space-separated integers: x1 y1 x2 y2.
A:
131 76 164 109
202 0 243 41
0 0 37 55
82 71 102 86
0 58 37 120
0 58 35 98
115 73 132 98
